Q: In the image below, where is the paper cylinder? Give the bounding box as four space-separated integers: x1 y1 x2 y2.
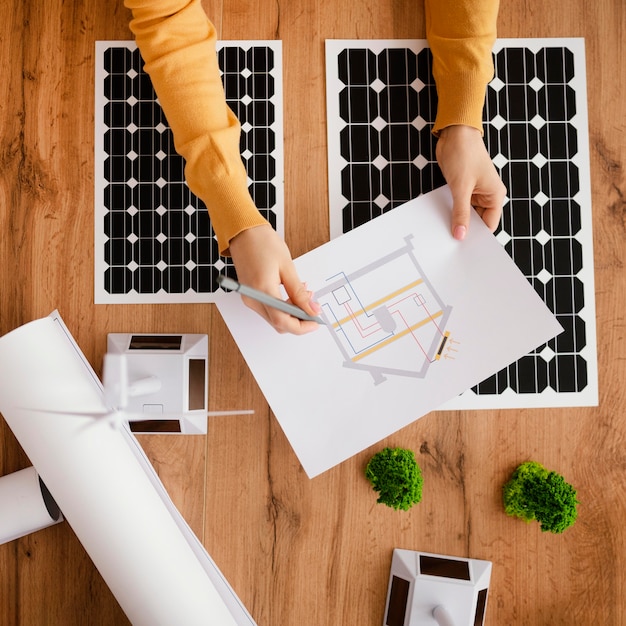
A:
0 466 63 545
0 312 255 626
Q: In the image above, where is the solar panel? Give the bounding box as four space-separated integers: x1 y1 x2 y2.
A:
325 39 597 407
95 41 284 303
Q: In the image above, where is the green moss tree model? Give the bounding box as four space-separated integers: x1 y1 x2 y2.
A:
365 447 423 511
503 461 579 534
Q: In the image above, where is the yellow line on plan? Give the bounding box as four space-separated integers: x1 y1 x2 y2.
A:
351 310 443 362
331 279 424 328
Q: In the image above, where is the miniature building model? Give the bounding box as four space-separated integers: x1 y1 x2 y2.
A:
383 549 491 626
107 333 209 433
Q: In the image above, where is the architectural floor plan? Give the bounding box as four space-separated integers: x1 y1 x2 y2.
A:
317 235 453 384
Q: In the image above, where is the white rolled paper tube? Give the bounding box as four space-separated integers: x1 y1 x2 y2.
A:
0 315 244 626
0 466 63 545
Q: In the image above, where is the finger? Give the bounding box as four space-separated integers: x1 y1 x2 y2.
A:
279 266 321 317
479 205 502 232
240 294 318 335
265 306 319 335
474 185 506 232
478 176 507 230
451 198 472 240
447 175 476 240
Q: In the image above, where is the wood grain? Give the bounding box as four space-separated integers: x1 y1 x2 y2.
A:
0 0 624 624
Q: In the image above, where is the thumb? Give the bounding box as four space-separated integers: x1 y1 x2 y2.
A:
451 191 472 241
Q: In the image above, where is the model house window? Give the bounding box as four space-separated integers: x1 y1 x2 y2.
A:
386 575 410 626
188 359 206 410
474 588 488 626
419 554 471 581
129 335 182 350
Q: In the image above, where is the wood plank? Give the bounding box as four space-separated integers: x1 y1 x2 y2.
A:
135 434 207 539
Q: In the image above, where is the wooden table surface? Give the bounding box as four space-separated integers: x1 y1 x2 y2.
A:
1 1 624 624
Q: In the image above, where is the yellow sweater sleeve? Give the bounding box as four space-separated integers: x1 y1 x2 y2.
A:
425 0 499 135
124 0 268 255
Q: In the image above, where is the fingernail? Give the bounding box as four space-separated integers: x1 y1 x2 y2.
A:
310 299 321 314
453 225 466 240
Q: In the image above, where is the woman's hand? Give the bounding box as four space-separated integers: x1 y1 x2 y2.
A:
436 124 507 239
228 225 321 334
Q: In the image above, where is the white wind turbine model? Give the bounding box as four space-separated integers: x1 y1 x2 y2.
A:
25 350 252 432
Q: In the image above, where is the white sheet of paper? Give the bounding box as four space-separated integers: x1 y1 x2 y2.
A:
216 186 563 478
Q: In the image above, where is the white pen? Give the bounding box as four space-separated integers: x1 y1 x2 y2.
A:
218 274 327 325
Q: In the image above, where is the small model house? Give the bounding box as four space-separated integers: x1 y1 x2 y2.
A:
383 549 491 626
107 332 209 433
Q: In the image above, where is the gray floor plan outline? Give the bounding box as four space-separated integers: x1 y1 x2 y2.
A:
315 235 454 384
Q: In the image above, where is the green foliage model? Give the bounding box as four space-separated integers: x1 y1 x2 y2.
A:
365 447 423 511
503 461 579 534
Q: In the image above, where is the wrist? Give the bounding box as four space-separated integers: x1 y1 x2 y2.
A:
438 124 482 139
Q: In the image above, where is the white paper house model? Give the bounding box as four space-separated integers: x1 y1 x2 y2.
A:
107 333 209 434
383 549 491 626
